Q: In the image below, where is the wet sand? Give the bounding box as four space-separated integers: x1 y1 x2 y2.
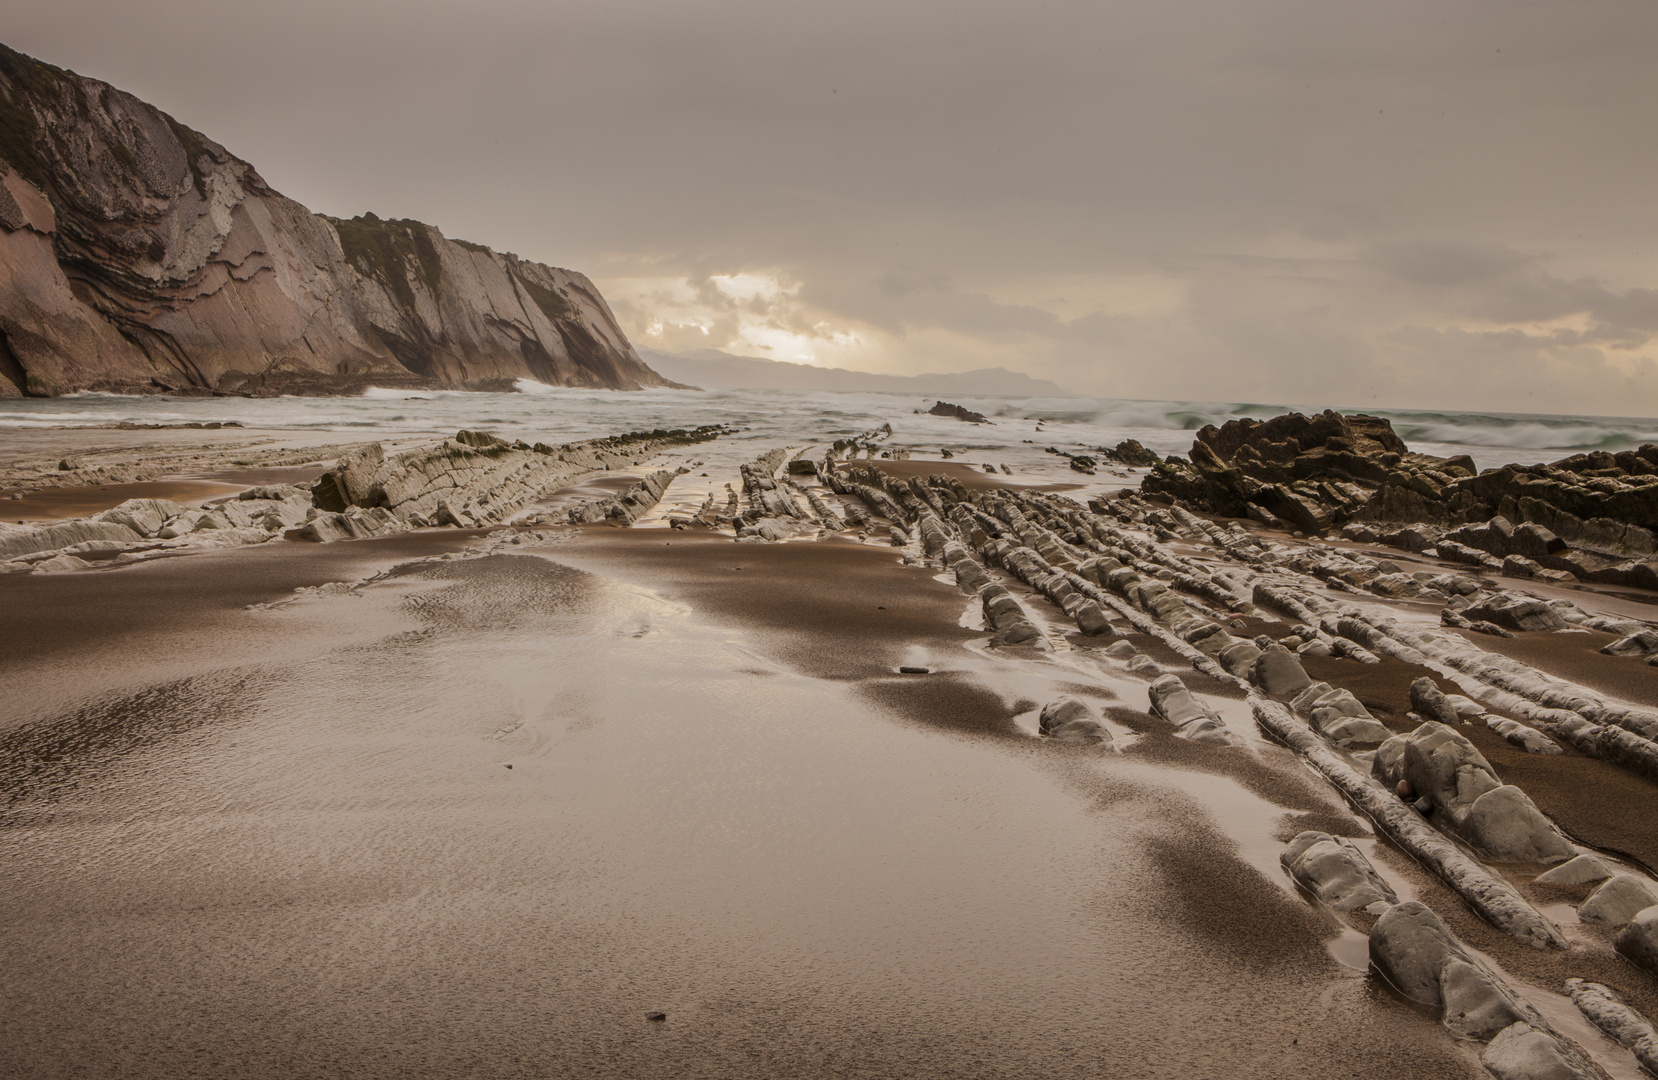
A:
0 527 1486 1079
0 479 247 521
14 435 1658 1077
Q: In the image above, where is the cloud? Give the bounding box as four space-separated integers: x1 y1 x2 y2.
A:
1368 241 1531 287
9 0 1658 415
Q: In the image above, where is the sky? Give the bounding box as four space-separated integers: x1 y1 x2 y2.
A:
10 0 1658 414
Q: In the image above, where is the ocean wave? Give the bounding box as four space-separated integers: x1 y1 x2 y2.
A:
1376 413 1658 453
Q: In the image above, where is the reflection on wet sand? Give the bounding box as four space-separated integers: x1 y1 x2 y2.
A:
0 540 1488 1078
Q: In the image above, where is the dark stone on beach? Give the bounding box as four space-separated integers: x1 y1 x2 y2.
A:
646 1012 667 1022
1105 439 1161 467
928 401 991 424
898 666 931 674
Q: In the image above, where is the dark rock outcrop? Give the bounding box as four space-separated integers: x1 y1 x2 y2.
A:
1142 409 1452 536
1143 406 1658 591
928 400 991 424
0 43 678 397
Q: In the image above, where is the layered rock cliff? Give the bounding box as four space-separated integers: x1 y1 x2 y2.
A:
0 44 676 397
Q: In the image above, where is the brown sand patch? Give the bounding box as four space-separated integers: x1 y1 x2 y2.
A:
546 531 979 682
0 480 247 521
858 674 1021 736
1464 626 1658 704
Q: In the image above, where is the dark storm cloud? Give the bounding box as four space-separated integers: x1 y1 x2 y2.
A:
9 0 1658 412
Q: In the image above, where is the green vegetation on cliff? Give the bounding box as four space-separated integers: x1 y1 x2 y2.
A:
328 212 445 314
515 272 578 325
0 44 59 191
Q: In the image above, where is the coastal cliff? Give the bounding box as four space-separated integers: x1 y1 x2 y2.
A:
0 44 676 397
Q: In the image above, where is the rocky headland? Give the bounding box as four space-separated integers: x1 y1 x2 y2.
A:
1145 409 1658 592
0 43 678 397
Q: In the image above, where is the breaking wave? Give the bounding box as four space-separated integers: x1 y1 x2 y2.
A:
2 388 1655 471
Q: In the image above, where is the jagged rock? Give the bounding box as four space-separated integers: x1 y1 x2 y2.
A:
1105 439 1160 467
1280 831 1397 912
1140 409 1421 530
31 553 92 572
0 44 679 397
1126 653 1163 677
1038 698 1112 743
1218 639 1263 676
0 518 143 559
1602 629 1658 657
1305 688 1391 747
1480 1022 1609 1080
1072 600 1113 636
312 444 385 511
317 427 723 530
1462 786 1578 864
95 498 189 538
981 585 1041 644
1535 854 1614 886
1579 875 1658 926
928 401 990 424
1463 592 1570 632
567 469 678 527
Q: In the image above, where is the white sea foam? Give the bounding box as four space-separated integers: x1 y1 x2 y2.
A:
3 388 1654 471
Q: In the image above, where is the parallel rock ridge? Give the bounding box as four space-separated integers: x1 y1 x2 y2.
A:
0 43 679 397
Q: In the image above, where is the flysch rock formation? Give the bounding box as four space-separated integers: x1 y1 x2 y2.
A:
16 420 1658 1077
0 43 681 397
1 425 727 570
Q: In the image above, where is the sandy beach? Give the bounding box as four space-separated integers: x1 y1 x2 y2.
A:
4 418 1658 1079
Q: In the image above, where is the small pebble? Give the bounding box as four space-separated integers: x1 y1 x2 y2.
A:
645 1011 667 1022
898 666 930 674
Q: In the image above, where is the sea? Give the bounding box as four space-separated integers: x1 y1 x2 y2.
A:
2 381 1656 473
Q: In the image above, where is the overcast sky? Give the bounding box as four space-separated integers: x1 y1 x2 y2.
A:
12 0 1658 414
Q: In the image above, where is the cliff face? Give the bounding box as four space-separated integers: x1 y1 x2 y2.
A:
0 44 675 397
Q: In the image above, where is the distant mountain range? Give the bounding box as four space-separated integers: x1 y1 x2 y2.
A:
639 348 1068 397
